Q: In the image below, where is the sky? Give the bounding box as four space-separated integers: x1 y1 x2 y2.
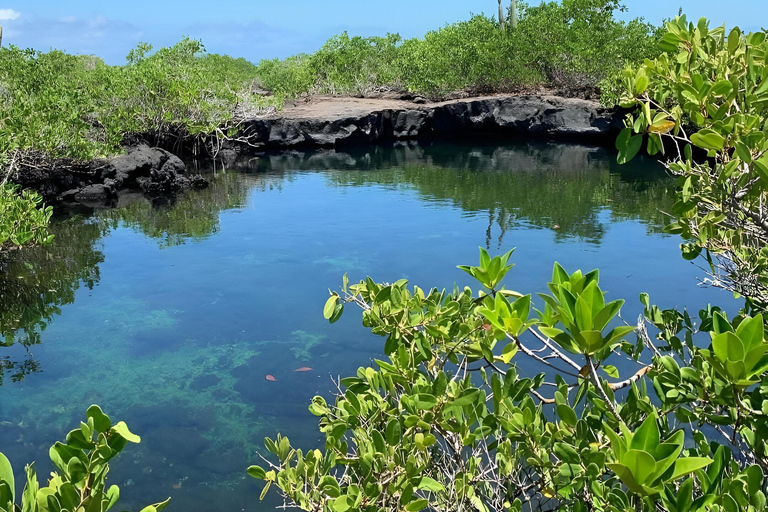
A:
0 1 765 65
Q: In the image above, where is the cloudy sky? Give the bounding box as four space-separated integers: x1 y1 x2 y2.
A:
0 1 764 64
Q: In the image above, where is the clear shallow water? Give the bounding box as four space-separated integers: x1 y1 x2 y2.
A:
0 141 732 511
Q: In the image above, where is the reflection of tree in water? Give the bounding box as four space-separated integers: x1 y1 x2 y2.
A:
320 142 675 247
0 145 672 384
0 171 250 384
0 218 106 384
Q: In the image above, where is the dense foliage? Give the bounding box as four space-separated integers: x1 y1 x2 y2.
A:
0 182 52 252
247 17 768 512
616 16 768 309
0 38 270 163
254 0 661 100
248 250 768 511
0 406 167 512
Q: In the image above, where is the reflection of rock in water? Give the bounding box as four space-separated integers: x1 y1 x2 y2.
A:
96 169 250 247
238 140 674 246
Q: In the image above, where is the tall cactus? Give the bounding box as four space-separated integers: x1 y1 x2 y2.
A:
510 0 518 29
497 0 505 28
0 26 3 47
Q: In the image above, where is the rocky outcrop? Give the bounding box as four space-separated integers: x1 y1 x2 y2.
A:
231 95 624 152
13 145 208 206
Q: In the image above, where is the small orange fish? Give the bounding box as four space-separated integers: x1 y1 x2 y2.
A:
265 374 277 381
294 367 313 372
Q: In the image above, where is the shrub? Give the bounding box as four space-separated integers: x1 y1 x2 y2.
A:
249 250 768 511
0 154 52 252
615 17 768 307
0 406 168 512
0 38 274 162
254 1 660 100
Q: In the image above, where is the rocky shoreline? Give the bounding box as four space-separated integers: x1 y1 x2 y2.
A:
230 94 624 151
13 95 625 206
12 145 208 207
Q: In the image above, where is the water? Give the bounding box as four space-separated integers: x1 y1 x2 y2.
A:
0 141 732 511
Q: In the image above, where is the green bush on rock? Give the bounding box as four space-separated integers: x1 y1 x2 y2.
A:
254 1 661 100
0 406 168 512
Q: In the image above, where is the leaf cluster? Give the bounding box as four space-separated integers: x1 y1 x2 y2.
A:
0 406 168 512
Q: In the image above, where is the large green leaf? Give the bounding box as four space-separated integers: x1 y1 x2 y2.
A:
667 457 713 481
735 314 764 349
111 422 141 444
86 405 112 433
622 449 657 485
617 128 643 164
712 331 745 363
690 129 725 151
0 453 13 505
629 415 660 454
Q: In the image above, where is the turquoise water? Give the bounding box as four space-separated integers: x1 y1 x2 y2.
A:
0 141 731 511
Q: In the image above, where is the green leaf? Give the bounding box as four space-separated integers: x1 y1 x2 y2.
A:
617 128 643 164
86 405 112 433
448 389 481 408
667 457 713 481
405 498 429 511
736 314 764 349
501 342 517 363
630 415 660 453
151 497 171 512
634 71 650 95
603 365 619 379
333 495 352 512
728 27 741 54
690 130 725 151
385 418 402 446
712 331 745 363
247 465 267 480
622 449 657 485
323 295 339 320
0 453 13 504
417 477 444 492
413 394 437 410
557 404 578 427
111 421 141 443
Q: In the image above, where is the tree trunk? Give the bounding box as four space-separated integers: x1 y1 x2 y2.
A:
498 0 505 28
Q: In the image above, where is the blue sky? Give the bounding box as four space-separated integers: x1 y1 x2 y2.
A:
0 1 764 64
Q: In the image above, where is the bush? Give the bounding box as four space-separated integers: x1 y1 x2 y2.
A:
616 17 768 307
249 250 768 511
0 38 273 162
254 1 660 100
0 406 168 512
0 164 53 252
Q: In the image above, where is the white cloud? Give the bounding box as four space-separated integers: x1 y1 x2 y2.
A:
60 15 76 23
0 8 20 21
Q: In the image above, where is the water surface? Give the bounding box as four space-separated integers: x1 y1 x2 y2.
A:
0 141 730 511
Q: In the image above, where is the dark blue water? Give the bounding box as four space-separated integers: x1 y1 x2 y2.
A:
0 141 731 511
